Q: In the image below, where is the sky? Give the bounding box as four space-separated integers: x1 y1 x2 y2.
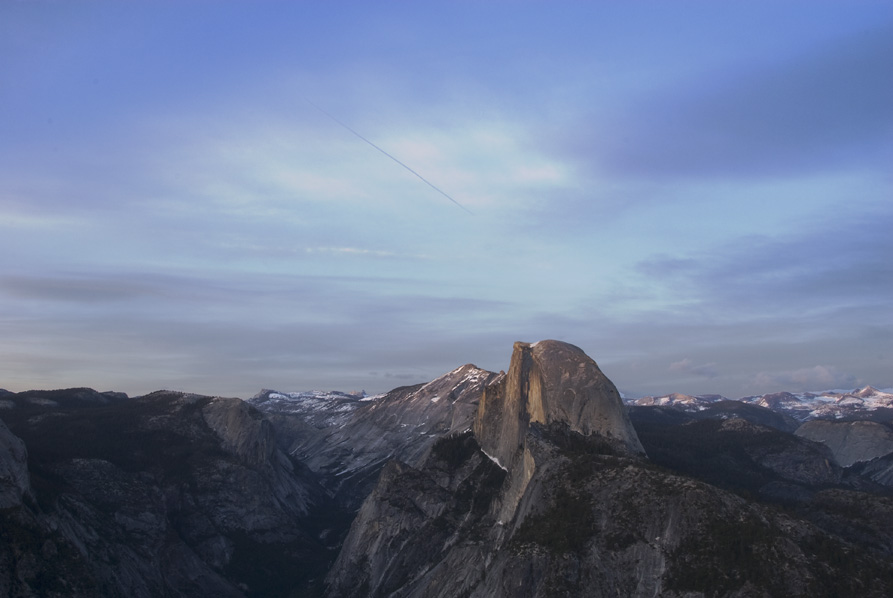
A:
2 2 892 399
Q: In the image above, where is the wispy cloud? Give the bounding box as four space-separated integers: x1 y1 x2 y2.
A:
580 24 893 178
635 202 893 319
668 358 718 379
0 275 161 304
0 268 515 395
754 365 858 393
305 247 401 258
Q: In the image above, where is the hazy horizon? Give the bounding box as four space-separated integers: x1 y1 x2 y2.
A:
2 2 891 399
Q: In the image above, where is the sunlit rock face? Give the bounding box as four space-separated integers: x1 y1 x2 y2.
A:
474 340 644 468
471 340 645 525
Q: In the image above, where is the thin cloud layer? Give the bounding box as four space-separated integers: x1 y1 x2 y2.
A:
1 3 891 398
587 24 893 178
754 366 859 394
669 359 718 380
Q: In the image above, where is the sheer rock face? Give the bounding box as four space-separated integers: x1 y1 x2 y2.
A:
202 397 276 467
472 341 644 524
474 340 644 468
795 419 893 467
0 418 29 509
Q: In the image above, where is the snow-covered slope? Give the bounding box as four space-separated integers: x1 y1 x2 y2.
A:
627 386 893 422
248 364 501 508
249 389 376 428
628 392 727 409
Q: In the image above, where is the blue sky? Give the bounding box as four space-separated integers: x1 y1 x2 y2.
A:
2 2 891 398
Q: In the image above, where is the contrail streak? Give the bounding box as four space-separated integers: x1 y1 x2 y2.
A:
304 98 473 214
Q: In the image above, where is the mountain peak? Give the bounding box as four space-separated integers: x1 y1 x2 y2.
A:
474 340 644 468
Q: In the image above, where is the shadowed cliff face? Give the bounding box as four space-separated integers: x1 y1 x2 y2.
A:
795 420 893 467
0 390 342 598
0 418 30 509
474 340 644 468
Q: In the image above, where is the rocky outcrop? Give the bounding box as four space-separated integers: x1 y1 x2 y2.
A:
201 397 319 523
795 419 893 467
474 340 644 468
0 418 29 509
855 453 893 487
472 340 644 524
630 409 844 507
203 397 276 466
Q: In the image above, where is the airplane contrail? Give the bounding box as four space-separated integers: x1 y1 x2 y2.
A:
304 97 473 214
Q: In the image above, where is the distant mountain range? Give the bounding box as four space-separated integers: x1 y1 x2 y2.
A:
626 385 893 422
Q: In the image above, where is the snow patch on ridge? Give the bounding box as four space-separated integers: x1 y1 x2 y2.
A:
626 386 893 421
480 448 508 471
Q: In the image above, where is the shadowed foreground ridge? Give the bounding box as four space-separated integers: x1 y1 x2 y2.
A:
0 390 342 597
2 341 893 597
